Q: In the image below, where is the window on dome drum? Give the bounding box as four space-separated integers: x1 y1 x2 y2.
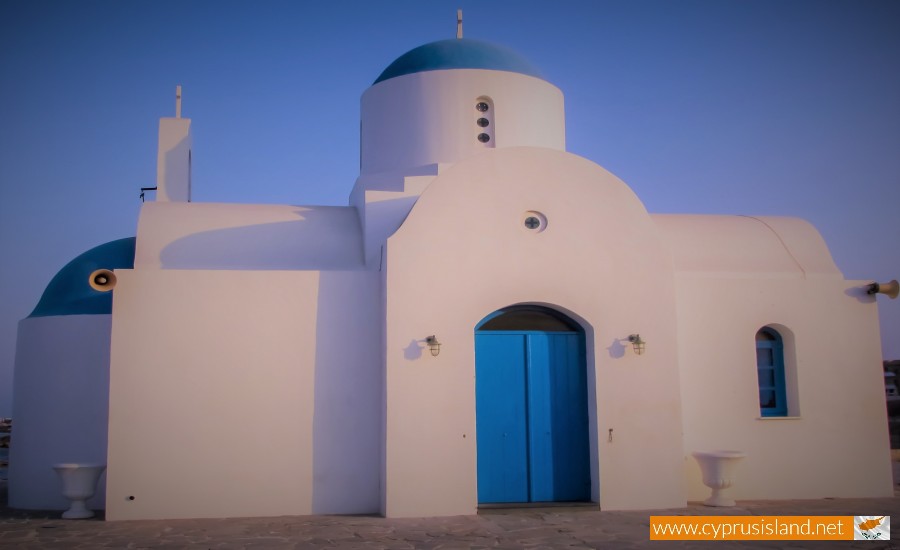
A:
475 97 494 147
756 328 787 416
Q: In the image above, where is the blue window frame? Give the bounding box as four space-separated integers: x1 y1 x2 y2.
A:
756 328 787 416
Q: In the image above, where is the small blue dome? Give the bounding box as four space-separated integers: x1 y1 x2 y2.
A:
29 237 136 318
374 38 544 84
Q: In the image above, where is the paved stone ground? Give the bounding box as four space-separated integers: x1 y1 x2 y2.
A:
1 467 899 549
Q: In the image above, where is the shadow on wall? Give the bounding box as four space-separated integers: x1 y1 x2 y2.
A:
606 338 626 359
159 209 362 270
311 271 381 515
844 285 877 304
403 339 424 360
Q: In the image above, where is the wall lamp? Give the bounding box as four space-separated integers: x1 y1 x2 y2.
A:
627 334 646 355
425 335 441 357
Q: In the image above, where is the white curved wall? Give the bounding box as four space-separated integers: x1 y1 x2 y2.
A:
361 70 565 175
382 147 686 517
134 202 364 270
10 315 111 510
653 214 843 278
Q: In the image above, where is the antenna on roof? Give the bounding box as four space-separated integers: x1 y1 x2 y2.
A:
175 85 182 118
457 9 463 39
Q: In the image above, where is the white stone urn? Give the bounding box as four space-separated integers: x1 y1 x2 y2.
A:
691 451 746 507
53 463 106 519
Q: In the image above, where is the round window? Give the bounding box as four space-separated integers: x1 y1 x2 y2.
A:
521 211 548 233
477 133 491 143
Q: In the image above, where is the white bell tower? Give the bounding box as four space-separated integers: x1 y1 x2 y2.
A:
156 85 192 202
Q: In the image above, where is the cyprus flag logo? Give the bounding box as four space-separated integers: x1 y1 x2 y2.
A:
854 516 890 540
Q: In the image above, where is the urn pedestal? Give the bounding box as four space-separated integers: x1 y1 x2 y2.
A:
53 463 106 519
692 451 746 507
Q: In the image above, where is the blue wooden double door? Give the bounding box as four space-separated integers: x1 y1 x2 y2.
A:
475 308 590 504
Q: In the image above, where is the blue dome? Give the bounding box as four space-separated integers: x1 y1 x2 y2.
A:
374 38 544 84
29 237 136 318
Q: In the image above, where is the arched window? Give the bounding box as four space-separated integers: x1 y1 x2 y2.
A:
756 328 787 417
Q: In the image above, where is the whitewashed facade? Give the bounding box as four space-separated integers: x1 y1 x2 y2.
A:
11 37 893 520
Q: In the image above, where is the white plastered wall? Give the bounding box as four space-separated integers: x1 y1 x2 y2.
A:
134 202 364 270
381 147 686 517
655 213 893 500
349 165 444 267
9 315 111 510
106 268 381 520
675 277 893 500
361 70 565 175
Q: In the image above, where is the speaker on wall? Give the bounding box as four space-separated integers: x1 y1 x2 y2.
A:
867 279 899 299
88 269 117 292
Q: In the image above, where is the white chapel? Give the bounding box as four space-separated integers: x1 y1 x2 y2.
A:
11 29 894 520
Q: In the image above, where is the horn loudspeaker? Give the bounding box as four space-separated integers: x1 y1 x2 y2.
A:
867 279 899 299
88 269 117 292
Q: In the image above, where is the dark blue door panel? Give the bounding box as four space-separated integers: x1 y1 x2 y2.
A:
545 334 590 501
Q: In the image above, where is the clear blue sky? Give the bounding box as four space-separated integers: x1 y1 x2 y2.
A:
1 0 898 416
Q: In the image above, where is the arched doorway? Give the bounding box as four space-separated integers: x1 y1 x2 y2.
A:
475 305 591 504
